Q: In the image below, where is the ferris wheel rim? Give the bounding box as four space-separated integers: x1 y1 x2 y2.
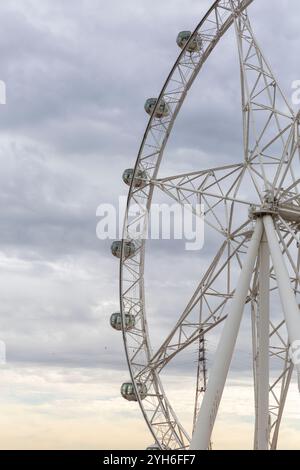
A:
119 0 257 450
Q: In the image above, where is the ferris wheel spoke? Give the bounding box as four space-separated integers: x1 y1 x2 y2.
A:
151 163 255 237
270 362 293 450
153 179 253 212
152 164 248 201
136 230 254 378
274 218 300 286
231 2 295 195
268 326 294 451
272 124 299 196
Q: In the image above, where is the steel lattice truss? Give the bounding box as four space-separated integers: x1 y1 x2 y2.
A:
117 0 300 450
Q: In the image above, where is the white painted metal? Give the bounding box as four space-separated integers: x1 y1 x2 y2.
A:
120 0 255 449
190 219 263 450
117 0 300 450
256 231 270 450
263 215 300 381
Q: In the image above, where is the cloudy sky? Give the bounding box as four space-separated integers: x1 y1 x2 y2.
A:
0 0 299 450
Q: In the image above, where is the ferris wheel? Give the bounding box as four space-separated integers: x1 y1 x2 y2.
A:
110 0 300 450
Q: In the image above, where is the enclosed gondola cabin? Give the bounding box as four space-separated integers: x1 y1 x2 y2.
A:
110 312 135 331
111 240 136 260
144 98 170 119
122 168 147 188
121 382 147 401
176 31 202 52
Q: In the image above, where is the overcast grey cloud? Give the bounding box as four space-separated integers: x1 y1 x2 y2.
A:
0 0 299 449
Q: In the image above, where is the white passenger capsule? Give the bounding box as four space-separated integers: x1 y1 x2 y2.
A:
111 240 136 259
110 312 135 331
121 382 147 401
144 98 170 118
176 31 202 52
122 168 147 188
146 444 161 450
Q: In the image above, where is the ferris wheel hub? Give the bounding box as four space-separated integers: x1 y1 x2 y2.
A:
250 201 300 225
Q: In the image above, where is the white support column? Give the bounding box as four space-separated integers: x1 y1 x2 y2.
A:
256 230 270 450
190 219 263 450
263 215 300 383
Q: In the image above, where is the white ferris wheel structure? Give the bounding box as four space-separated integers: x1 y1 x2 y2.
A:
110 0 300 450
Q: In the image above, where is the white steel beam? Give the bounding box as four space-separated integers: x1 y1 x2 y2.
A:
263 215 300 384
256 230 270 450
190 219 263 450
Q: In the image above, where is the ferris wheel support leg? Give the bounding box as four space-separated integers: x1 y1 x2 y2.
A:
263 215 300 384
256 230 270 450
190 219 263 450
